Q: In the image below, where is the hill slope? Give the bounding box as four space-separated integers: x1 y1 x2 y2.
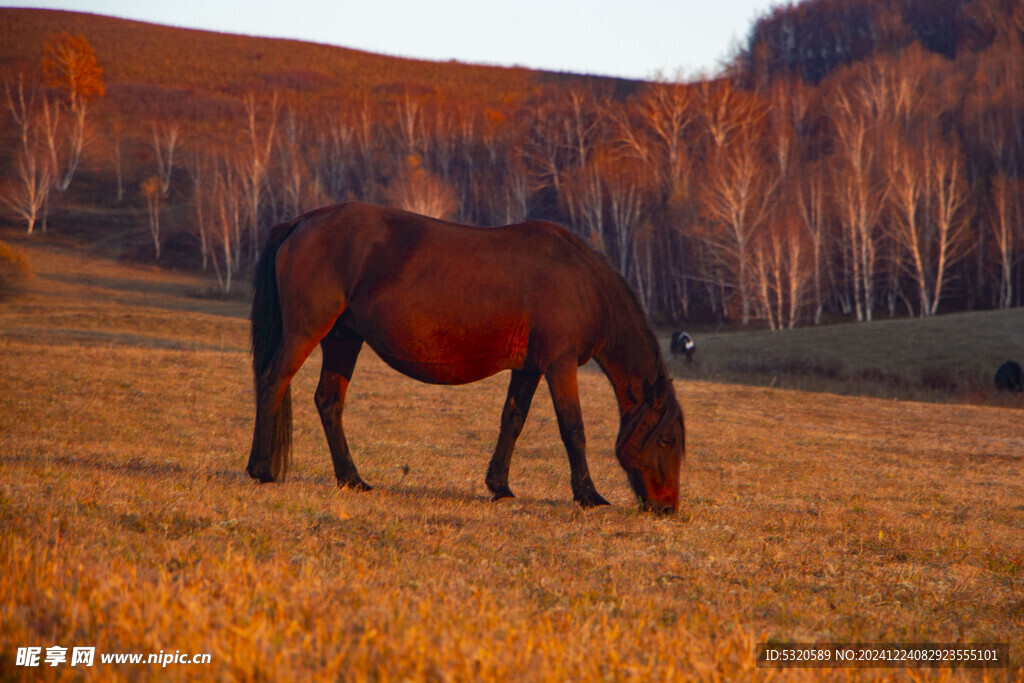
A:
670 309 1024 403
0 8 632 116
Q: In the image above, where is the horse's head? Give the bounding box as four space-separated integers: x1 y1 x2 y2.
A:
615 375 684 515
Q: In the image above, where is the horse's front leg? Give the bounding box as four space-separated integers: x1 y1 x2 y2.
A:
544 358 610 508
315 325 371 491
486 370 541 501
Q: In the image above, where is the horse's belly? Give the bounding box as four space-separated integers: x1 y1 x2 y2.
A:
362 316 530 385
371 349 511 385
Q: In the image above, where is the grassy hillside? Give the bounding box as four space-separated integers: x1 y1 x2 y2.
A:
0 8 633 118
667 310 1024 405
1 236 1022 679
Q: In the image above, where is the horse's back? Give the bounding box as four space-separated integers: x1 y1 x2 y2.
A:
284 201 586 275
284 202 604 312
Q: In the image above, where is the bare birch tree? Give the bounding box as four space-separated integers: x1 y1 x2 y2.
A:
1 79 53 234
562 161 604 249
752 235 779 330
925 141 972 315
697 79 762 152
184 140 210 270
39 98 61 208
496 154 530 225
241 92 278 261
794 162 828 324
888 135 972 316
209 153 247 293
602 152 649 280
395 93 422 157
698 127 777 325
989 173 1024 309
887 137 931 315
829 92 887 321
779 214 815 328
523 103 567 198
564 88 604 169
316 108 355 202
618 76 697 199
278 103 317 218
151 121 180 196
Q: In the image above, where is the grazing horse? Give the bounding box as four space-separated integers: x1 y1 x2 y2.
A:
994 360 1024 393
246 202 684 513
670 331 696 363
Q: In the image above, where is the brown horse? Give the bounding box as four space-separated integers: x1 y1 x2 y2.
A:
246 202 684 513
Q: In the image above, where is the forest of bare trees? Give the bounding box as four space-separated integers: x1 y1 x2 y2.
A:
2 0 1022 326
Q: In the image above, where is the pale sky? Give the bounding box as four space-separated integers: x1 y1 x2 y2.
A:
4 0 785 80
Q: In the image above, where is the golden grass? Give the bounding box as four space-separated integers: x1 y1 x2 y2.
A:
2 237 1023 680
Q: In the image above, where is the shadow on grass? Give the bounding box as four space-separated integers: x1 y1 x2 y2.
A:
1 325 249 352
39 271 250 319
5 452 190 477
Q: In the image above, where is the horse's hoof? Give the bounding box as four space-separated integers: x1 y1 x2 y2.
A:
247 465 275 483
576 493 611 508
489 483 516 505
338 478 373 492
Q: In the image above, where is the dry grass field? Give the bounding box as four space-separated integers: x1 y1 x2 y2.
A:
1 235 1023 681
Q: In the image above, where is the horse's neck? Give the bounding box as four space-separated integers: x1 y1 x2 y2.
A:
595 321 665 419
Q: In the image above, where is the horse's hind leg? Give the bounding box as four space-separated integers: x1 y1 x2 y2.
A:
486 370 541 501
315 324 371 491
247 335 318 483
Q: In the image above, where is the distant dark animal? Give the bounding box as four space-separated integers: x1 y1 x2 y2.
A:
670 331 696 363
994 360 1024 392
247 202 684 513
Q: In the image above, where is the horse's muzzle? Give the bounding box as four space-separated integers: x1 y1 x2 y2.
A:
628 469 677 515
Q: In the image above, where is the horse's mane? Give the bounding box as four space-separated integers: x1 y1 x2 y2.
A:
603 266 667 376
552 226 668 382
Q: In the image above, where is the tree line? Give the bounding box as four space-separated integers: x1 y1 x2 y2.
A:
2 0 1022 326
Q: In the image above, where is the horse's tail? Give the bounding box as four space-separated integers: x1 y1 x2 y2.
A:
249 219 301 482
